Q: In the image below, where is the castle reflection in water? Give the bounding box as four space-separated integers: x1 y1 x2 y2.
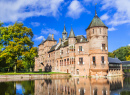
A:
34 77 125 95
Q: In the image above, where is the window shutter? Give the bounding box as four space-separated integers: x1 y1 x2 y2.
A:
83 62 84 64
106 47 107 50
78 49 79 51
101 47 102 50
79 89 80 92
92 62 93 64
82 49 84 51
104 61 106 64
78 62 79 65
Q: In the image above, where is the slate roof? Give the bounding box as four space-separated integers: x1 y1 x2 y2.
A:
69 27 75 38
122 61 130 64
76 35 87 43
86 15 107 30
39 34 56 46
62 24 67 34
108 57 122 64
48 44 57 53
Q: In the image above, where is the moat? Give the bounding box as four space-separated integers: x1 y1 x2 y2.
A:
0 76 130 95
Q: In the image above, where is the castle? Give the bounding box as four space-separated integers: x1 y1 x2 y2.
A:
35 11 109 77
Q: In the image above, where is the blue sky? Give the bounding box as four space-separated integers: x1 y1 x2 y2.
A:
0 0 130 52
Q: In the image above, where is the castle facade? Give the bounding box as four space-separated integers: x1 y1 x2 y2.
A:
35 12 109 77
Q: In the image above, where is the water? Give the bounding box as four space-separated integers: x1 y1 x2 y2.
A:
0 76 130 95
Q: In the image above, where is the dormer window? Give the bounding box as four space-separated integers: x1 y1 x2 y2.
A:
61 50 63 54
79 46 82 51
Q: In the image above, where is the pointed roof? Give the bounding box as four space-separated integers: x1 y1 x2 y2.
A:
69 27 75 38
62 24 67 34
86 10 108 30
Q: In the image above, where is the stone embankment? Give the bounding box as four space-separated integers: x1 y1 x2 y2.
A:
0 74 70 82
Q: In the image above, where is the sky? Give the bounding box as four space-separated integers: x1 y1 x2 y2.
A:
0 0 130 52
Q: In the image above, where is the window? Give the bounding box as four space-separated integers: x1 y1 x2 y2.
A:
61 50 63 54
67 48 69 53
64 59 66 66
60 60 61 66
102 44 105 50
70 58 71 64
79 46 82 51
101 56 104 64
93 29 94 34
77 69 79 75
79 58 83 64
49 54 50 57
67 58 69 65
93 56 96 64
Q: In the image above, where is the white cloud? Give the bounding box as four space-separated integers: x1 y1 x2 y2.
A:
41 28 59 35
31 22 40 27
0 0 64 23
108 27 116 31
100 13 109 21
34 36 45 41
100 0 130 26
128 44 130 46
66 0 85 19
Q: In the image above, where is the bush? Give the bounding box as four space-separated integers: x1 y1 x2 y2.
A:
39 69 42 72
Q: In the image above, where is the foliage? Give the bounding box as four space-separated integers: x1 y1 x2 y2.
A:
22 47 38 71
108 46 130 61
0 22 37 72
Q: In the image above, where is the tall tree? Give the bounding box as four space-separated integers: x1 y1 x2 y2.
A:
0 22 34 72
22 47 38 71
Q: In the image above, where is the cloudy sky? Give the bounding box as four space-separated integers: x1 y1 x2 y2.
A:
0 0 130 52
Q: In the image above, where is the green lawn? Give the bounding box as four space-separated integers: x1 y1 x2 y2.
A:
0 72 68 75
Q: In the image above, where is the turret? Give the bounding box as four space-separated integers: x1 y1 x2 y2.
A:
68 27 76 45
86 9 108 76
86 10 108 51
62 24 67 42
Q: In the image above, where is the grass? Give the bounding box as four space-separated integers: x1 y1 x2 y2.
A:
0 72 69 75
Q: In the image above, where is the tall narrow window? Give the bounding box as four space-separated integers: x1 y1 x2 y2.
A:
102 44 105 50
61 50 63 54
60 60 61 66
79 46 82 51
64 59 66 66
93 56 96 64
67 58 69 65
79 58 83 64
70 58 71 64
93 29 94 34
101 56 104 64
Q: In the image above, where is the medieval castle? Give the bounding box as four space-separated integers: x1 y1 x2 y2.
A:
35 11 109 77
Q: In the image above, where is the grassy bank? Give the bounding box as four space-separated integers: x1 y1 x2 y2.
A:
0 72 68 75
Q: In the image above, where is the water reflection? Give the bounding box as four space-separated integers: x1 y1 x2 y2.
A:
0 76 130 95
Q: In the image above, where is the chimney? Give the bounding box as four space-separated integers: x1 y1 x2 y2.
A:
59 38 61 43
52 34 54 40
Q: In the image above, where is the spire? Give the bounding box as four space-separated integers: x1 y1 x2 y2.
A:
95 3 97 16
69 26 75 38
62 23 67 34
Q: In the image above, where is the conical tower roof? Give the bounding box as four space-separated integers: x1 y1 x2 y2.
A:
86 10 108 30
62 24 67 34
69 27 75 38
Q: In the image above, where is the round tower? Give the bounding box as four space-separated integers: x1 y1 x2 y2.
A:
86 10 108 76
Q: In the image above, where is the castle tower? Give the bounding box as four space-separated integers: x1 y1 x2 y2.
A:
62 24 67 42
86 9 108 76
68 27 76 45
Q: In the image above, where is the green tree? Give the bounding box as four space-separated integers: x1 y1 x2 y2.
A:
22 47 38 71
108 52 115 58
0 22 34 72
